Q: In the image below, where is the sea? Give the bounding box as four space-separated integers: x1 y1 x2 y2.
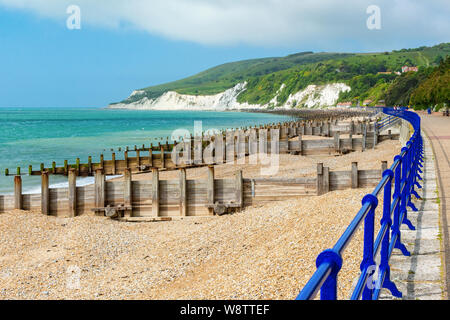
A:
0 107 290 194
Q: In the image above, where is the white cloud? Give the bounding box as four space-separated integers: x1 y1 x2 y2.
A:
0 0 448 48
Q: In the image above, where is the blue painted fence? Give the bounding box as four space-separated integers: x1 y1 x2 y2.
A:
376 115 401 131
297 107 423 300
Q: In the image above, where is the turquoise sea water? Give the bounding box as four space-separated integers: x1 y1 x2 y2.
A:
0 108 290 194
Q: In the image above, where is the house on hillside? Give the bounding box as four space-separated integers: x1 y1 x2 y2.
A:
363 99 373 106
375 100 386 107
336 102 352 108
402 66 419 73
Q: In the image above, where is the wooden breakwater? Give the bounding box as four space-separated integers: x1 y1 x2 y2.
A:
0 161 389 219
4 117 398 178
242 107 378 121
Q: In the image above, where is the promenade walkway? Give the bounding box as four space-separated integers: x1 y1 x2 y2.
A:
380 126 443 299
420 112 450 299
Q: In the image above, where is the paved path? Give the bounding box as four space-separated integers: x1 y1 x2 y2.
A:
380 127 444 299
420 112 450 299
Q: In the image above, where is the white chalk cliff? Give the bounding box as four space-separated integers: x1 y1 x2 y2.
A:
108 82 350 110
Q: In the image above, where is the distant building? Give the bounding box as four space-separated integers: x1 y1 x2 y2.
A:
402 66 418 73
375 100 386 107
336 102 352 107
363 99 373 106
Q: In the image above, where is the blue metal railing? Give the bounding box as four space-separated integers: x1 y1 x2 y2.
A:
297 107 423 300
377 115 401 131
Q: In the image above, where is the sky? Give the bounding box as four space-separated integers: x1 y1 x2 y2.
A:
0 0 449 108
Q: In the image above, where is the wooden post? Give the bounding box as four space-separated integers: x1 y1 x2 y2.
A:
373 120 378 148
323 166 330 194
152 168 159 217
41 171 49 215
259 129 268 154
148 148 153 167
215 134 225 164
88 156 92 175
124 150 129 169
14 176 22 210
112 153 116 175
28 165 32 176
249 129 258 155
94 169 105 216
298 134 303 155
123 168 132 218
388 130 392 140
207 165 215 215
52 162 56 174
64 160 68 175
381 161 388 173
184 139 192 165
179 168 187 217
68 169 77 217
136 150 141 168
160 146 165 169
235 170 243 210
362 124 367 152
351 162 358 189
334 132 340 153
76 158 80 173
100 154 104 171
349 132 353 150
316 163 323 196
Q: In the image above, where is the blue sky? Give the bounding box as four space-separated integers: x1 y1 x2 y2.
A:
0 1 449 108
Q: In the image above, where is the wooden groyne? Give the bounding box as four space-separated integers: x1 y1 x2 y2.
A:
0 161 389 219
4 117 397 178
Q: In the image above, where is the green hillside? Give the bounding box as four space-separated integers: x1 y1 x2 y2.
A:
113 43 450 108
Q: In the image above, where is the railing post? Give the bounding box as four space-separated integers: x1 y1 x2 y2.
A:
393 153 410 256
318 249 343 300
360 194 377 300
376 169 402 298
403 143 416 230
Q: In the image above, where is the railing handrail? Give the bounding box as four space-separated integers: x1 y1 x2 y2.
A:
297 106 423 300
376 115 401 131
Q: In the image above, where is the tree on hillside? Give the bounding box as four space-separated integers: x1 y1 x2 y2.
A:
384 68 433 106
410 56 450 109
